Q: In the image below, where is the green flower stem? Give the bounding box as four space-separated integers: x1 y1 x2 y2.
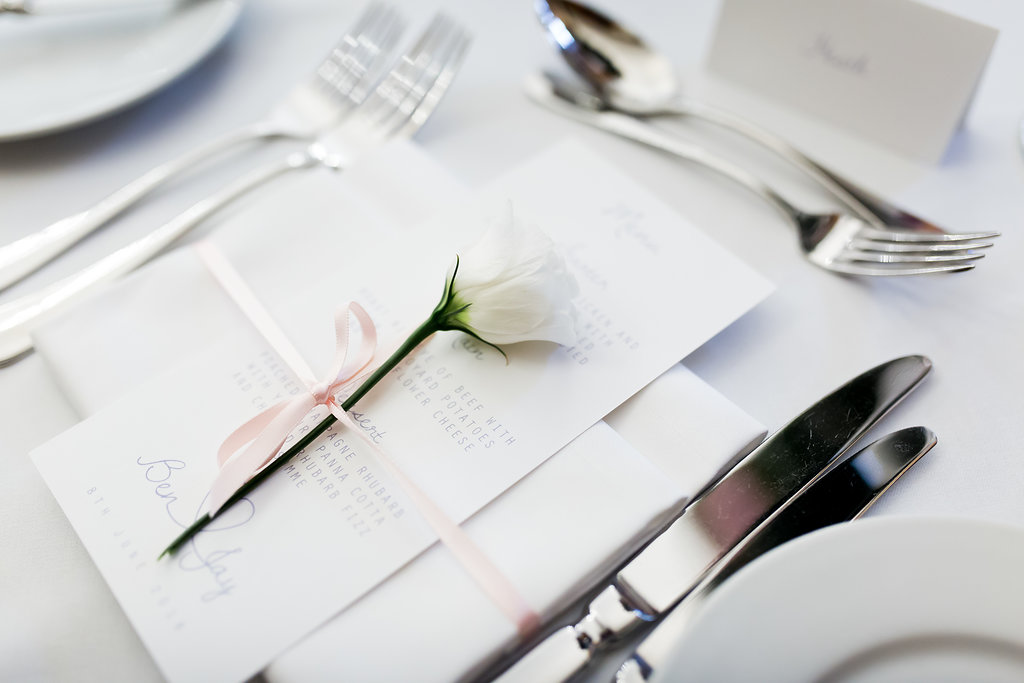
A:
159 314 441 559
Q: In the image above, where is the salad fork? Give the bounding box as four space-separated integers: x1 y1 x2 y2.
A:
0 13 471 365
527 73 993 276
0 2 404 291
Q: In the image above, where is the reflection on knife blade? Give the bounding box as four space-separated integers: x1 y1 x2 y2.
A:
619 426 936 683
491 355 931 683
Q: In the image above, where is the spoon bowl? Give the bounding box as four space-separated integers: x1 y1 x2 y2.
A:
535 0 677 113
533 0 1001 242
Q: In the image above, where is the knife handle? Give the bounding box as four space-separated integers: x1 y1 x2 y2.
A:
494 586 647 682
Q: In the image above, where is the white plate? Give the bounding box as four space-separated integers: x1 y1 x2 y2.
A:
0 0 242 141
661 517 1024 682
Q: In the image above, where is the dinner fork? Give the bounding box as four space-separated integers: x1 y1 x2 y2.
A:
0 2 404 292
0 14 471 365
526 73 993 276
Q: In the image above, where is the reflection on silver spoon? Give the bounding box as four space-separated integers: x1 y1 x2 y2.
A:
533 0 1000 240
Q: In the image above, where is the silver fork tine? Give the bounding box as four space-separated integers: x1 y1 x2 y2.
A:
354 14 470 139
829 261 976 277
858 225 1001 242
361 14 453 119
376 18 469 136
314 4 405 108
364 16 457 117
851 237 995 253
397 23 471 138
842 250 986 264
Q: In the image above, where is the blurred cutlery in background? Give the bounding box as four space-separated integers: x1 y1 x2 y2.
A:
0 12 471 365
0 2 403 289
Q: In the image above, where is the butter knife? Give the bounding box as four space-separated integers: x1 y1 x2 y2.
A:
491 355 931 682
619 425 936 682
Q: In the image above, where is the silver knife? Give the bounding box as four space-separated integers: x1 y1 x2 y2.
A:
491 355 931 682
619 425 936 683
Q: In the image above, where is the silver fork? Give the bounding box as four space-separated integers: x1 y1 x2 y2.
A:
0 14 471 365
0 2 404 291
527 73 994 276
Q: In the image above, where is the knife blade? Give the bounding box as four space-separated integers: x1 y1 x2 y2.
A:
491 355 931 683
618 426 936 683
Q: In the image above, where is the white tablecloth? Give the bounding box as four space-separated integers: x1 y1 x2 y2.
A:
1 0 1022 681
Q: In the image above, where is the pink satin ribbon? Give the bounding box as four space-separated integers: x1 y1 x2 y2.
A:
206 300 376 515
195 242 539 637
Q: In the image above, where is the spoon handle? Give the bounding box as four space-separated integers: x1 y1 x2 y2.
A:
666 99 941 233
526 75 801 223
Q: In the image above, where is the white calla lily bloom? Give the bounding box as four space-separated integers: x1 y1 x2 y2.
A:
434 207 579 348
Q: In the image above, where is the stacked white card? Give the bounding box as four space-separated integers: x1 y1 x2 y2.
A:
31 140 772 682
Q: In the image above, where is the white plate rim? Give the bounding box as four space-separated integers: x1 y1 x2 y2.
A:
660 516 1024 682
0 0 243 141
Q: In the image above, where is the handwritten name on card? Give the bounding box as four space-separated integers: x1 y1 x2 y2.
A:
707 0 998 163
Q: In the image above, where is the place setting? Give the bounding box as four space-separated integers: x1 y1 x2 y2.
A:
1 1 1022 682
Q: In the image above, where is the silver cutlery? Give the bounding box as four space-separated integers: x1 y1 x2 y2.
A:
0 13 470 365
534 0 1001 242
491 355 932 682
618 425 936 683
0 2 404 290
527 73 993 276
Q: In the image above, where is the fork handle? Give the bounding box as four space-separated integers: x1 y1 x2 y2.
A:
0 122 295 292
665 100 924 230
642 122 803 224
0 150 318 366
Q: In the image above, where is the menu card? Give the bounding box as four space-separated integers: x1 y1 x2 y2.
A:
32 141 771 682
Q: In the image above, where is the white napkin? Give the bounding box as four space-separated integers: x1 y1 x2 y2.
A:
32 140 765 681
264 366 764 683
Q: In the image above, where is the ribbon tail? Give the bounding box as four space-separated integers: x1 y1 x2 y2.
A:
215 402 292 467
331 406 540 637
208 396 316 515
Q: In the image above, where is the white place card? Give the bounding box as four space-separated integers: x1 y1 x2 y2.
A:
706 0 998 163
32 141 772 682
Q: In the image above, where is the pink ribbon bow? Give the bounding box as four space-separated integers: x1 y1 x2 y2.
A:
207 302 377 515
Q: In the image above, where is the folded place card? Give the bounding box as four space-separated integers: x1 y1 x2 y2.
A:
706 0 998 163
32 141 772 682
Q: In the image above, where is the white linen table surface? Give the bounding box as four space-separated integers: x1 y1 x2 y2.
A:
1 0 1023 681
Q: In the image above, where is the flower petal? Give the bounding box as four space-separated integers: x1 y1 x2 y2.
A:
438 205 579 349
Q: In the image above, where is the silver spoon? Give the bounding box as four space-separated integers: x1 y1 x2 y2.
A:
535 0 999 240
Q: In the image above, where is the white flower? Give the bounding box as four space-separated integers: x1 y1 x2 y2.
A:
433 206 578 348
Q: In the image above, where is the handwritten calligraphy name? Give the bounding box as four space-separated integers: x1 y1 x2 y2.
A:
137 456 186 523
806 34 868 75
136 456 253 602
